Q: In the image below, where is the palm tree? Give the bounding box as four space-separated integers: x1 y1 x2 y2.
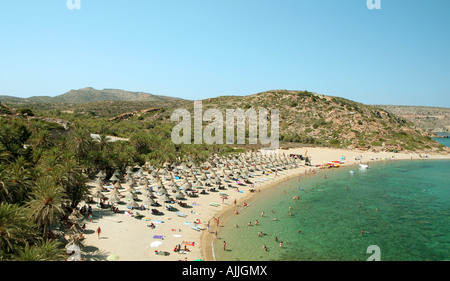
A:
30 129 54 150
97 133 110 152
68 128 93 164
0 161 32 204
0 203 37 260
26 177 68 238
13 239 66 261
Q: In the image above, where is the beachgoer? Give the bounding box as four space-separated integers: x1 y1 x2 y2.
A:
261 211 264 217
223 241 226 250
97 227 101 238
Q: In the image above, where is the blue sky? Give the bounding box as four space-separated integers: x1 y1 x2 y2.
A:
0 0 449 107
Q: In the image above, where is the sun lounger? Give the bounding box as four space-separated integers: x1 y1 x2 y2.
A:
193 223 204 230
166 205 178 212
191 225 202 231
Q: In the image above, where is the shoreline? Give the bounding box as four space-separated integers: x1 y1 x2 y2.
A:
199 148 450 261
200 167 307 261
79 146 449 261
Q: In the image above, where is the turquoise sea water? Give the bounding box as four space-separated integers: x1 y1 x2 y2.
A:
433 132 450 148
213 159 450 261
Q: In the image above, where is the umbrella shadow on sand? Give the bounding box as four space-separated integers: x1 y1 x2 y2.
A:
82 245 109 261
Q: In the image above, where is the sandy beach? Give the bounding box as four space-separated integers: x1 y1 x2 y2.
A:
79 147 449 261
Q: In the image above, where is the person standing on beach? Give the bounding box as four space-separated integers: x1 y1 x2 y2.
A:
223 241 226 251
97 226 101 238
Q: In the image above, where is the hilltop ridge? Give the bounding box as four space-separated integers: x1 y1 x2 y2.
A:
0 87 185 104
1 88 447 154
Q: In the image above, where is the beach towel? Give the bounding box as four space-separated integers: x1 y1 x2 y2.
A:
152 220 164 224
183 221 192 225
152 235 164 239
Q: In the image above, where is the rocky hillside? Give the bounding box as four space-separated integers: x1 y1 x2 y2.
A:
377 105 450 133
2 89 447 154
200 90 445 153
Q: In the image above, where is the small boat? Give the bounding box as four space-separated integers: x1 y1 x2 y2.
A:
359 164 369 169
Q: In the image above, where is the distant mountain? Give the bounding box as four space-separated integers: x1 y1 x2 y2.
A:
0 87 185 104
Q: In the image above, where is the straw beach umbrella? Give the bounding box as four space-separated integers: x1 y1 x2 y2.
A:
69 223 84 235
143 196 156 206
109 194 121 204
68 209 83 222
126 198 139 209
